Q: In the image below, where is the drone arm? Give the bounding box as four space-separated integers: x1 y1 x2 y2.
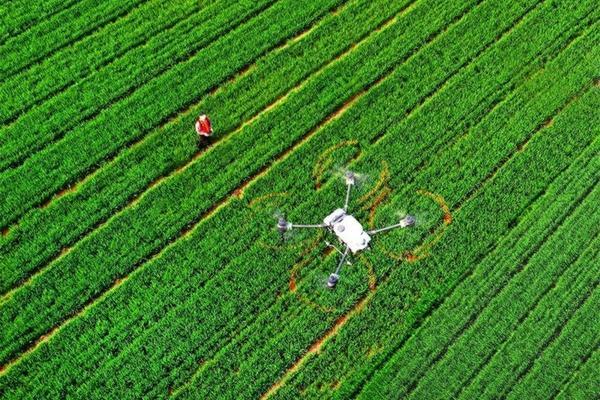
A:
290 223 327 229
367 216 415 235
367 223 405 235
343 183 352 212
334 245 350 275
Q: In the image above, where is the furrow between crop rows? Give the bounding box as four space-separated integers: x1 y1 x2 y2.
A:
0 0 407 300
0 0 461 368
268 18 600 394
0 0 150 82
0 0 209 126
0 0 278 173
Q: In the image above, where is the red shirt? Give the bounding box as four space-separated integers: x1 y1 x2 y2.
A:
195 116 212 137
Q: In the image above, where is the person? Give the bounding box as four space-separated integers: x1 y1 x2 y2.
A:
195 114 213 138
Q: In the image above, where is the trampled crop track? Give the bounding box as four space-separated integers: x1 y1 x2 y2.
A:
261 290 377 400
0 0 564 372
259 72 599 399
351 85 599 398
0 0 277 173
2 1 598 396
0 0 484 371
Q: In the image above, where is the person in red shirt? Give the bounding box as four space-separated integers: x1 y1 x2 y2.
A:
195 114 213 139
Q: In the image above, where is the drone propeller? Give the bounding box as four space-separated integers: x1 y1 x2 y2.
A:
276 215 291 241
337 167 369 188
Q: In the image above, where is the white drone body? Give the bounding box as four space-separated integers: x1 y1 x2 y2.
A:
323 208 371 253
277 171 415 288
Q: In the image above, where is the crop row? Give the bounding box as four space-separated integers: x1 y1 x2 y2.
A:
0 0 147 81
0 0 409 296
1 0 596 396
5 1 593 397
275 93 599 400
0 0 78 45
184 3 596 394
0 0 204 124
0 0 516 394
233 52 599 400
0 0 275 172
0 0 472 365
0 0 344 227
1 0 584 380
554 347 600 400
460 234 600 400
505 270 599 400
271 26 599 399
407 186 600 399
358 136 600 399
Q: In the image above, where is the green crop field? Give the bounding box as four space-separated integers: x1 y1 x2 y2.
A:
0 0 598 398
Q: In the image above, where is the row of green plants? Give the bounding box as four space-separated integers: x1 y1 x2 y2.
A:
0 0 203 124
0 0 273 171
0 0 78 45
408 187 600 399
268 14 600 394
0 0 496 392
0 0 445 364
0 0 345 228
2 0 596 396
460 232 600 400
0 0 413 295
0 0 146 81
15 1 590 397
554 344 600 400
359 136 600 399
505 250 599 400
279 88 599 400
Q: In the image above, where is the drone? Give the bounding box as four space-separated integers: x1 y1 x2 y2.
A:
277 171 415 288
